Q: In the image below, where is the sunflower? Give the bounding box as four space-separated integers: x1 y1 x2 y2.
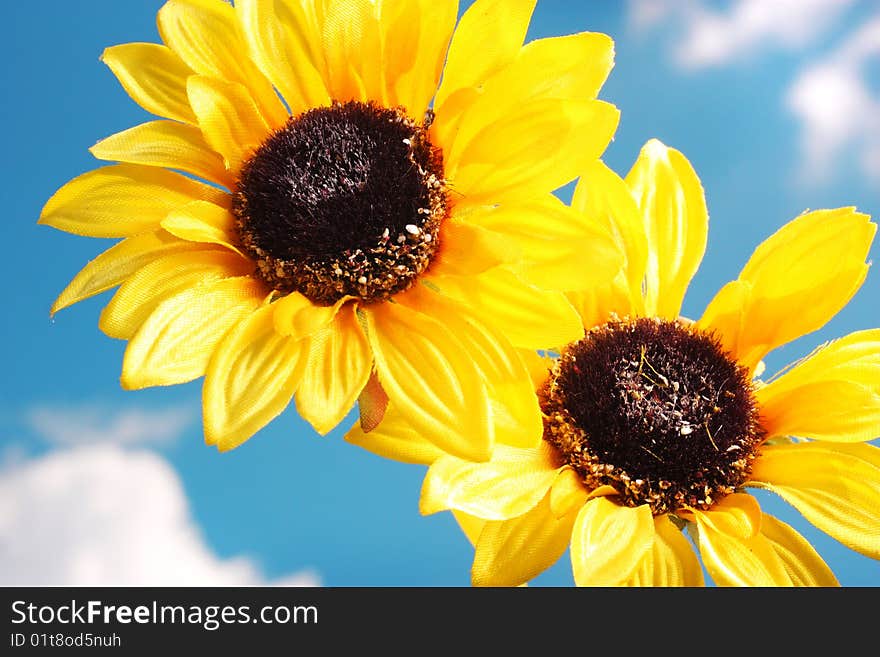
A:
350 139 880 586
40 0 622 456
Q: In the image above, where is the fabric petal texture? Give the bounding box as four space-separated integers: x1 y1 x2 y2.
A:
759 513 839 587
99 248 253 339
449 99 619 206
160 200 242 252
236 0 330 116
748 443 880 560
625 139 708 320
435 0 535 110
158 0 287 127
473 492 578 587
420 444 559 520
344 401 447 466
465 196 623 292
40 164 226 238
51 231 199 315
395 285 543 450
203 303 309 451
570 497 655 587
698 208 875 371
90 120 234 188
435 267 584 350
380 0 459 118
365 300 494 462
757 329 880 442
121 276 265 389
689 494 794 586
628 515 704 587
187 75 271 173
101 43 197 123
295 305 372 436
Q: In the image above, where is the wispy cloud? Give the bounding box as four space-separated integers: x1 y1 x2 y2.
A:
786 17 880 183
628 0 855 69
26 404 195 447
628 0 880 184
0 445 320 586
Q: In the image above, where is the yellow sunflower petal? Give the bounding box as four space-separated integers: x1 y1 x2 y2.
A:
453 510 487 548
450 99 619 205
160 200 240 252
564 279 630 333
50 230 197 315
101 43 196 124
587 486 619 500
571 159 649 317
477 31 614 109
435 0 535 110
272 292 352 339
625 139 708 320
381 0 457 117
628 515 704 587
203 303 310 451
686 491 761 539
121 276 265 389
429 218 518 277
435 267 583 350
473 491 578 587
419 444 560 520
690 493 793 586
39 164 226 238
549 467 589 519
519 348 553 389
757 329 880 442
570 496 655 586
748 442 880 560
99 248 253 339
295 304 372 436
320 0 382 103
345 401 446 466
464 195 623 292
236 0 330 115
90 120 233 188
157 0 287 127
430 86 480 156
759 383 878 444
698 208 875 371
444 27 616 164
187 75 271 173
697 278 749 351
365 299 494 461
760 513 839 586
396 284 543 450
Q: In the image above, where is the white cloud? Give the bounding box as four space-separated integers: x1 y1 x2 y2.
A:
0 445 319 586
786 17 880 182
629 0 855 69
628 0 686 33
629 0 880 184
27 404 195 447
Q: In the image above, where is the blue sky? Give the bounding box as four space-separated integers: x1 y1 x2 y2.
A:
2 0 878 586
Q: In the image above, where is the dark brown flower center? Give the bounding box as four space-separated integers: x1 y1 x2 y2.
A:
541 317 764 514
233 100 447 305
